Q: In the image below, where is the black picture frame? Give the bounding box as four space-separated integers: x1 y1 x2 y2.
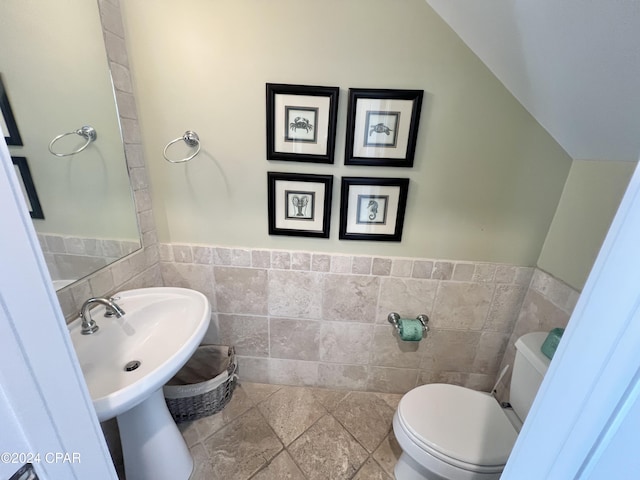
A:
266 83 339 164
12 157 44 219
1 75 23 146
268 172 333 238
339 177 409 241
345 88 423 167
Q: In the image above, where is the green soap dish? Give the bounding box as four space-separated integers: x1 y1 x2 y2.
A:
541 328 565 360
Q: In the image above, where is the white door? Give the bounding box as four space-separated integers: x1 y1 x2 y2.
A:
503 160 640 479
0 138 116 478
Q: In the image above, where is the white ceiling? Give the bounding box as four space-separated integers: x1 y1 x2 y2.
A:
426 0 640 162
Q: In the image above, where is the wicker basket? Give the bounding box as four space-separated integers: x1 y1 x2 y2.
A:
163 345 237 423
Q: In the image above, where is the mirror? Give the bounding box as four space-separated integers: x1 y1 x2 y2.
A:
0 0 141 290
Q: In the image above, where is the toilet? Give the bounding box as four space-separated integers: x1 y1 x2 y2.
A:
393 332 551 480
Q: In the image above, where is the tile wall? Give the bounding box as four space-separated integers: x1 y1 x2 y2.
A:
495 269 579 402
39 233 139 282
159 243 539 394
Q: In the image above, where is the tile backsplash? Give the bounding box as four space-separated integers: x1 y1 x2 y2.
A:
159 243 540 394
39 233 140 282
494 268 578 402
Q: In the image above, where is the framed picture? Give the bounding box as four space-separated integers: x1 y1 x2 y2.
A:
345 88 423 167
1 75 23 146
12 157 44 219
339 177 409 241
268 172 333 238
266 83 339 163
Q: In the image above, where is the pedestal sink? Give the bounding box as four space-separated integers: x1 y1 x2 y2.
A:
68 287 211 480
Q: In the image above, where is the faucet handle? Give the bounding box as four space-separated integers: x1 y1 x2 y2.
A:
104 295 123 318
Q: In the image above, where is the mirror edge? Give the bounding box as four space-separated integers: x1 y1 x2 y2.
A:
55 0 160 322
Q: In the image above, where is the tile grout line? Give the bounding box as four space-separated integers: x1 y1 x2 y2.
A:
184 384 400 480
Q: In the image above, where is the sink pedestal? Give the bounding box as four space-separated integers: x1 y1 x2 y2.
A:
117 389 193 480
69 288 211 479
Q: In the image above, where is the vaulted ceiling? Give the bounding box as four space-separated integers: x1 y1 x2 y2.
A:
426 0 640 162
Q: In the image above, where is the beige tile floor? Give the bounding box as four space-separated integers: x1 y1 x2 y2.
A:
180 382 404 480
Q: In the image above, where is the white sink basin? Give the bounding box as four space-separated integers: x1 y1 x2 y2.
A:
69 287 211 480
69 286 211 421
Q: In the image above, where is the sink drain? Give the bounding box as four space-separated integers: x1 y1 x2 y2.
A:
124 360 141 372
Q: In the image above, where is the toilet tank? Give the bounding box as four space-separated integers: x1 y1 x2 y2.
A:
510 332 552 422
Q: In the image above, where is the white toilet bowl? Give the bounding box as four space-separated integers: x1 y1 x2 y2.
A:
393 384 517 480
392 332 551 480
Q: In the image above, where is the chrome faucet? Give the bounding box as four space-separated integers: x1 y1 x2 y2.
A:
79 297 126 335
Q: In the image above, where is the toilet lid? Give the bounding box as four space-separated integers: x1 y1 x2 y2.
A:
397 384 517 469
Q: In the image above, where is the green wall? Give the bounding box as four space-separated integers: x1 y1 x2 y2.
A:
538 160 636 290
122 0 573 265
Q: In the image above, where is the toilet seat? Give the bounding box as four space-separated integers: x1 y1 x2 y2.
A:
396 384 518 473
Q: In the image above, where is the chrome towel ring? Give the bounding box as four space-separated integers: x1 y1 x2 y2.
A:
48 126 97 157
163 131 201 163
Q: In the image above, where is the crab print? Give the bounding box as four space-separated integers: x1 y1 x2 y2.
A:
290 117 314 133
369 123 393 136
